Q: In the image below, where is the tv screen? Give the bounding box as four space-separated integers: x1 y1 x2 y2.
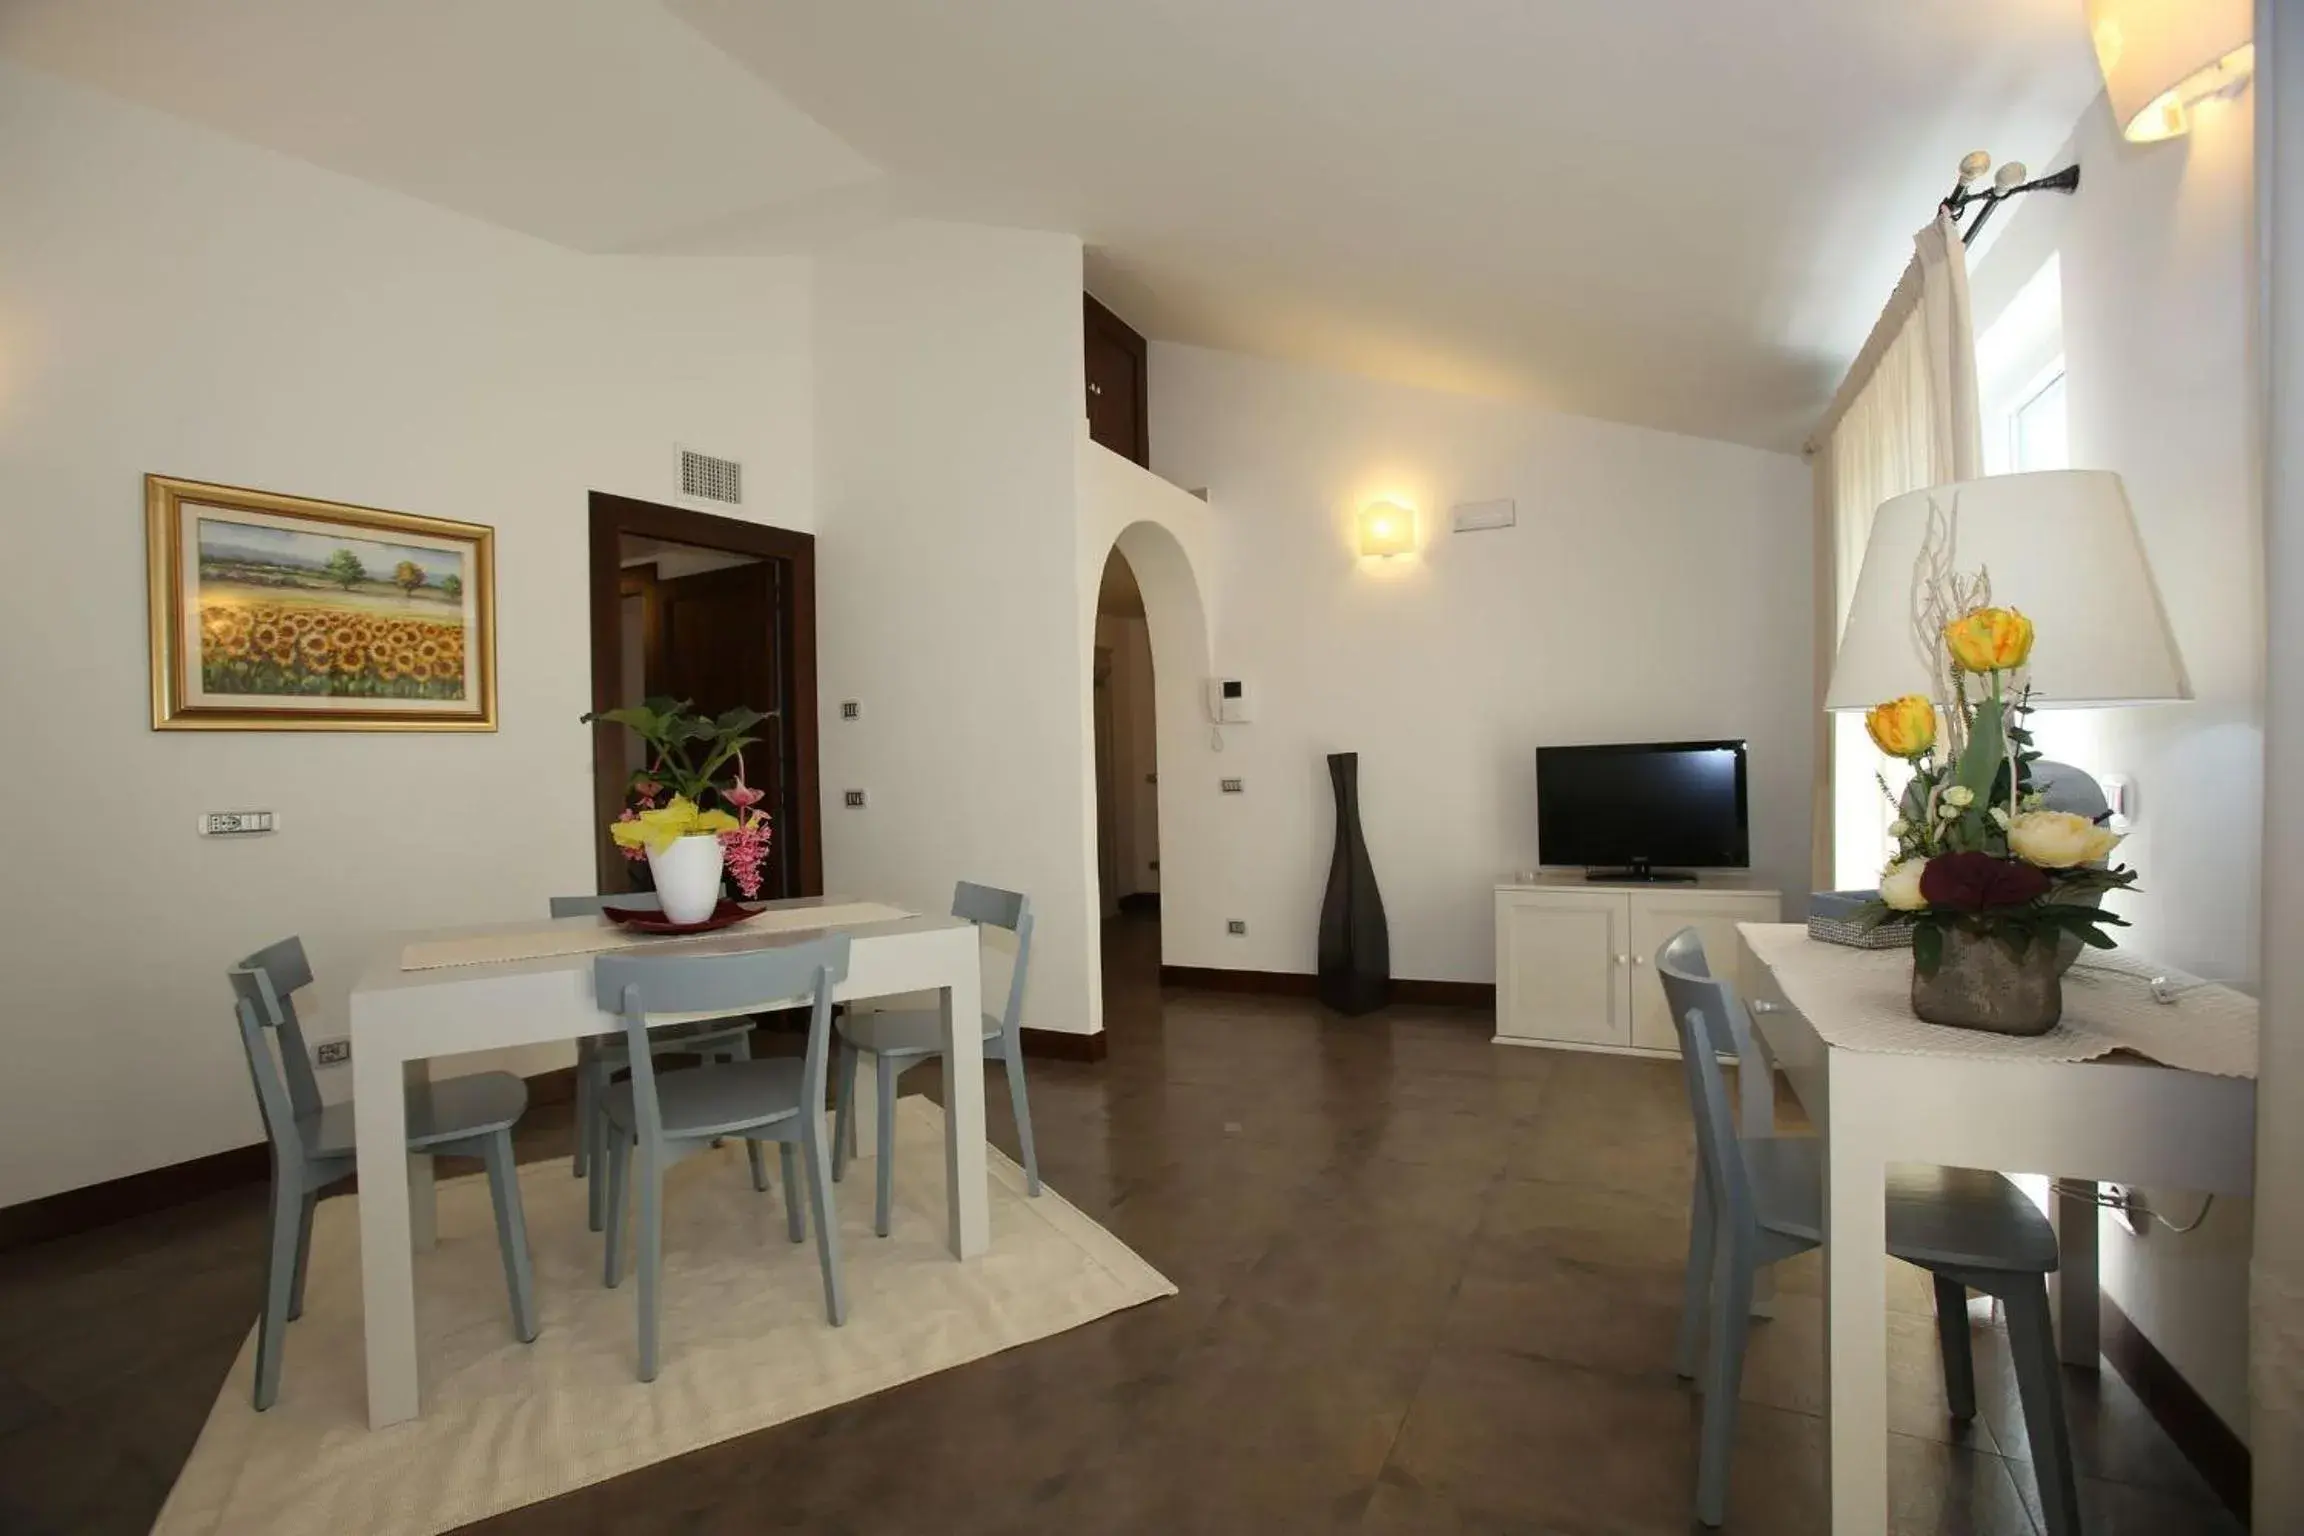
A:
1537 741 1749 872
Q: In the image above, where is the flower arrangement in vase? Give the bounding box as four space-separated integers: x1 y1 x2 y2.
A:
580 697 774 924
1860 602 2136 1034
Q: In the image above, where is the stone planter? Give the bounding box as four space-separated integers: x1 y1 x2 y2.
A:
1911 926 2063 1035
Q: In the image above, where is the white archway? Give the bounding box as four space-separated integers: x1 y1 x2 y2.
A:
1075 440 1218 1035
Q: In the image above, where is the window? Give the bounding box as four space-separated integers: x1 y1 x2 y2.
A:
2010 366 2070 473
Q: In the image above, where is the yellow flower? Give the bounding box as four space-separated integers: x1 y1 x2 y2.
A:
1864 695 1937 759
1944 607 2035 674
2008 810 2121 869
607 796 734 855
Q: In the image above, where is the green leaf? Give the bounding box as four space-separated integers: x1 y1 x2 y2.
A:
1913 922 1944 977
1955 697 2006 804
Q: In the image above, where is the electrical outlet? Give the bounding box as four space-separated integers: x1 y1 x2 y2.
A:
1220 778 1244 794
1226 919 1247 936
200 810 276 836
315 1039 351 1066
840 700 861 721
843 789 868 808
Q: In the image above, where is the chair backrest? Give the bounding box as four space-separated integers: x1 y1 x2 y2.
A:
594 936 852 1144
952 881 1034 1038
550 890 661 919
1653 926 1760 1235
227 936 325 1164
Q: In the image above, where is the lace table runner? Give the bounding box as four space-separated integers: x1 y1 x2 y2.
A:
1738 923 2257 1079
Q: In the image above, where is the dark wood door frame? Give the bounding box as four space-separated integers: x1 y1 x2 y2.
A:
587 492 822 897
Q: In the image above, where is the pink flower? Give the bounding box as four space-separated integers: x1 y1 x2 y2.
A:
719 817 773 898
725 782 766 812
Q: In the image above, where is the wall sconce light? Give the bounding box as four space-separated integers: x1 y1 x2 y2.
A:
2086 0 2254 144
1358 501 1416 559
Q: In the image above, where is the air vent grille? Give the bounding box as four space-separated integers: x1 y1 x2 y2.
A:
679 448 742 505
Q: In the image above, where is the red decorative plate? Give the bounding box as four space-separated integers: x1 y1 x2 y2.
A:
600 900 761 935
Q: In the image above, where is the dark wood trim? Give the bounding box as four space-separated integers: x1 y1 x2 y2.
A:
2101 1292 2251 1519
1159 966 1495 1010
1084 291 1150 468
0 1142 271 1254
1020 1027 1109 1062
587 493 822 899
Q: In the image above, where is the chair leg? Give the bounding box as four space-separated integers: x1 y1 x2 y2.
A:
2004 1282 2081 1536
1693 1237 1755 1527
1674 1169 1714 1380
482 1130 540 1343
585 1062 610 1233
1002 1048 1042 1197
832 1041 859 1182
1931 1275 1977 1421
637 1150 664 1382
252 1179 302 1411
779 1142 805 1243
286 1188 319 1322
801 1117 847 1326
875 1052 898 1238
747 1139 770 1193
603 1133 630 1289
571 1040 593 1178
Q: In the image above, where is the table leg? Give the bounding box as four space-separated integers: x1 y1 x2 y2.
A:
405 1058 437 1252
2051 1180 2102 1369
353 1005 421 1427
1823 1056 1889 1534
940 942 990 1259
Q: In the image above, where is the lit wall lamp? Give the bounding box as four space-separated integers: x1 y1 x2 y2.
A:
2086 0 2254 144
1358 501 1416 559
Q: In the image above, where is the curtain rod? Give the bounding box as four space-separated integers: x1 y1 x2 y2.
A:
1804 152 2082 457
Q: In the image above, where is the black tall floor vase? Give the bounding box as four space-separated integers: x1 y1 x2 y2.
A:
1316 752 1391 1015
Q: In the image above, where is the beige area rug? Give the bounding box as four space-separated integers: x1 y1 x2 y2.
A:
153 1100 1174 1536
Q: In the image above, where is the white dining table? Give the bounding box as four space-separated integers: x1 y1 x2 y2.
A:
347 895 987 1429
1735 922 2258 1534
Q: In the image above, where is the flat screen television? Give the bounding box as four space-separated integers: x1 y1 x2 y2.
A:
1536 740 1749 882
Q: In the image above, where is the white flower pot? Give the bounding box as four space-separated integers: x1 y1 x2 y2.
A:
646 834 725 924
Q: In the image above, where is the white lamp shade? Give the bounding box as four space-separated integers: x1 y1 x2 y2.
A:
1825 470 2190 711
2085 0 2254 144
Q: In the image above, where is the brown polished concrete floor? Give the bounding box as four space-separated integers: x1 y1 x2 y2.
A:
0 915 2245 1534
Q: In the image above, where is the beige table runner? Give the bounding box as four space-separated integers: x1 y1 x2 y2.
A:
1741 923 2258 1078
401 901 914 972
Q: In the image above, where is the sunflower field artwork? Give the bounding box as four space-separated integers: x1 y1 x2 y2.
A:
147 476 496 731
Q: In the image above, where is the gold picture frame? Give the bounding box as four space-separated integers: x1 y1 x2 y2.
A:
146 475 498 731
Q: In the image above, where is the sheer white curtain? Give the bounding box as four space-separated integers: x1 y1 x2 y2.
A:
1809 214 1984 890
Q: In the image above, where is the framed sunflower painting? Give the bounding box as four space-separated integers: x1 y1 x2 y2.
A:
146 475 497 731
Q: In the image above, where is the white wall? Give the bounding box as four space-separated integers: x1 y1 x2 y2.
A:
1148 344 1813 981
812 221 1100 1032
1969 87 2262 1439
0 64 815 1207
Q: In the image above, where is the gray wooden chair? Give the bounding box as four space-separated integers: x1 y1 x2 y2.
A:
550 892 759 1231
229 937 537 1411
595 934 851 1381
1655 928 2079 1533
831 881 1040 1237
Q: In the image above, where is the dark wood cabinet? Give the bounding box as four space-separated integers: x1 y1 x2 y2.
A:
1085 293 1148 467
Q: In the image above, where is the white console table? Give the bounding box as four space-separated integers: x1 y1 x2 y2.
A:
1493 876 1781 1056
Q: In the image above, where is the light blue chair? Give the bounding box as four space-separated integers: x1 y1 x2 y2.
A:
1655 928 2079 1533
595 934 852 1381
229 937 537 1411
832 882 1040 1237
550 892 759 1231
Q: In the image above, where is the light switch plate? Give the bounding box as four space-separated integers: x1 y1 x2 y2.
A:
315 1039 351 1066
1220 778 1244 794
1226 920 1247 936
200 811 275 836
840 700 861 721
843 789 868 808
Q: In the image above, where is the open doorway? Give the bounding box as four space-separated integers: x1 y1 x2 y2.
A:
1093 547 1161 999
587 493 821 897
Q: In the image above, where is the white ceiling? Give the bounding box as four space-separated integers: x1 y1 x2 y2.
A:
2 0 2106 450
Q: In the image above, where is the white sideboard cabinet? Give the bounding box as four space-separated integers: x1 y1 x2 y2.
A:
1493 877 1782 1056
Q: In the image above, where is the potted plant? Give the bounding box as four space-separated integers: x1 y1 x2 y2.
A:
1860 607 2135 1033
581 697 775 923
